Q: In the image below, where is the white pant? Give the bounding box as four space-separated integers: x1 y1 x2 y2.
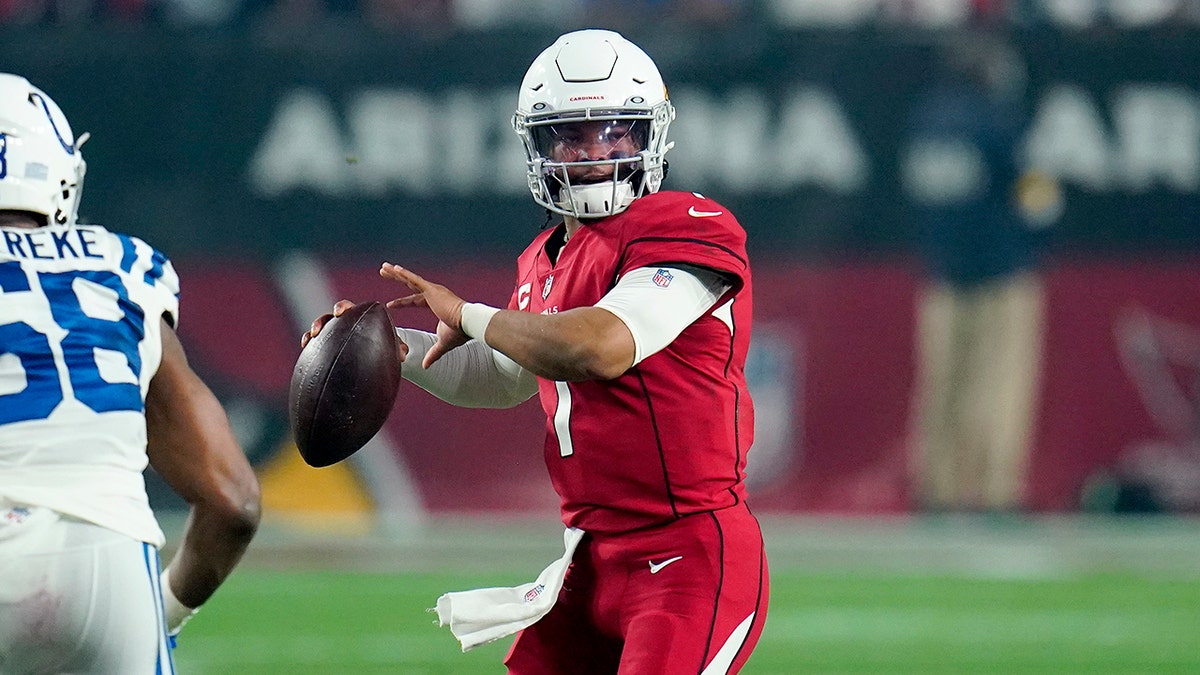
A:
910 272 1045 511
0 500 174 674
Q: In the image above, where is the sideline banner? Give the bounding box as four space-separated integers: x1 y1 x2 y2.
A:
168 257 1200 515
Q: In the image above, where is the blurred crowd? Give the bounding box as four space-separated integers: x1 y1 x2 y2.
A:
0 0 746 29
771 0 1200 29
3 0 1200 29
0 0 454 27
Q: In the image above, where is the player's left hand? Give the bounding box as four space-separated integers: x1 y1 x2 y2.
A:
381 263 469 368
299 299 413 364
299 299 354 348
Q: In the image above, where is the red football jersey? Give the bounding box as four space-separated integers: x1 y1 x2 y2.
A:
506 190 755 534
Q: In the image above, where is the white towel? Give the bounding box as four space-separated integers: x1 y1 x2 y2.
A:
435 527 585 652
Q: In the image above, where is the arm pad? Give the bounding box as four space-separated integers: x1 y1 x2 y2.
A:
397 328 539 408
594 265 731 365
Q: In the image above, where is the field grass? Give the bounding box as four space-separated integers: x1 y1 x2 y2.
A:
168 515 1200 674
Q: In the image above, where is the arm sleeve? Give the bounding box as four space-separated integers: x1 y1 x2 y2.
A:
593 265 731 366
396 327 539 409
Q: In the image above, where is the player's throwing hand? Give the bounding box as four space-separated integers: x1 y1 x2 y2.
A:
381 263 469 368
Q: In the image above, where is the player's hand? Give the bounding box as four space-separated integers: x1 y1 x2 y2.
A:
300 299 353 348
300 299 411 361
380 263 468 368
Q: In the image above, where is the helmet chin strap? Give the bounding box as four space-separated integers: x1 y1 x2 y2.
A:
559 181 635 219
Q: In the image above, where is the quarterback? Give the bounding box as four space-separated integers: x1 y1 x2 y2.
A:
307 29 768 674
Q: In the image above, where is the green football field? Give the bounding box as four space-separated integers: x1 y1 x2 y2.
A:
168 515 1200 674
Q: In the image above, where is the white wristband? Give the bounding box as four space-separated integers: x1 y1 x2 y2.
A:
460 303 500 346
160 567 199 636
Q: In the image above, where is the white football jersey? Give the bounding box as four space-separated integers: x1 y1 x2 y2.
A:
0 224 179 547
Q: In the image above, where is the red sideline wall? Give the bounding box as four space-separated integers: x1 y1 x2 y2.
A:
176 258 1200 514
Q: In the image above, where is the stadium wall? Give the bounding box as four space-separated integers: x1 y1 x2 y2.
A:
171 257 1200 515
0 24 1197 257
5 22 1195 514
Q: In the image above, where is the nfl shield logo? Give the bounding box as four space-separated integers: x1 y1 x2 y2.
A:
524 584 545 603
542 274 554 299
653 269 674 288
4 507 30 524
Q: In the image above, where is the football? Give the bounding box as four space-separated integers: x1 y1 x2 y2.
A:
288 301 403 468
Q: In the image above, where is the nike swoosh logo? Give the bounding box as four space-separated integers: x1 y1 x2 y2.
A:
688 206 723 218
649 555 684 574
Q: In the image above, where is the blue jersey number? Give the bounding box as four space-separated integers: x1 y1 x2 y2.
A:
0 262 146 424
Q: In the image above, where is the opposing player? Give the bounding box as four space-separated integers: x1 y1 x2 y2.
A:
306 29 767 673
0 73 261 673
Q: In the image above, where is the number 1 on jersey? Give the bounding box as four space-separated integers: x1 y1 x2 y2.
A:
553 381 574 457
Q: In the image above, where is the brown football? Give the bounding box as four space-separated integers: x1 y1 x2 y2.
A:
288 301 403 468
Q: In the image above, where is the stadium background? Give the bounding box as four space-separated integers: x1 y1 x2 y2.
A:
4 1 1200 671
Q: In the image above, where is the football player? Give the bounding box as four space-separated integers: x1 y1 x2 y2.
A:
0 73 261 673
306 29 767 674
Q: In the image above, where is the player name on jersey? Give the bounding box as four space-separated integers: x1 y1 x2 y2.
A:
2 227 107 261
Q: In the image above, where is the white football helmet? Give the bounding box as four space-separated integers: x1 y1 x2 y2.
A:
0 73 87 226
513 30 675 219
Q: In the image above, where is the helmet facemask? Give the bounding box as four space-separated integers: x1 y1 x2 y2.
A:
522 115 649 218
